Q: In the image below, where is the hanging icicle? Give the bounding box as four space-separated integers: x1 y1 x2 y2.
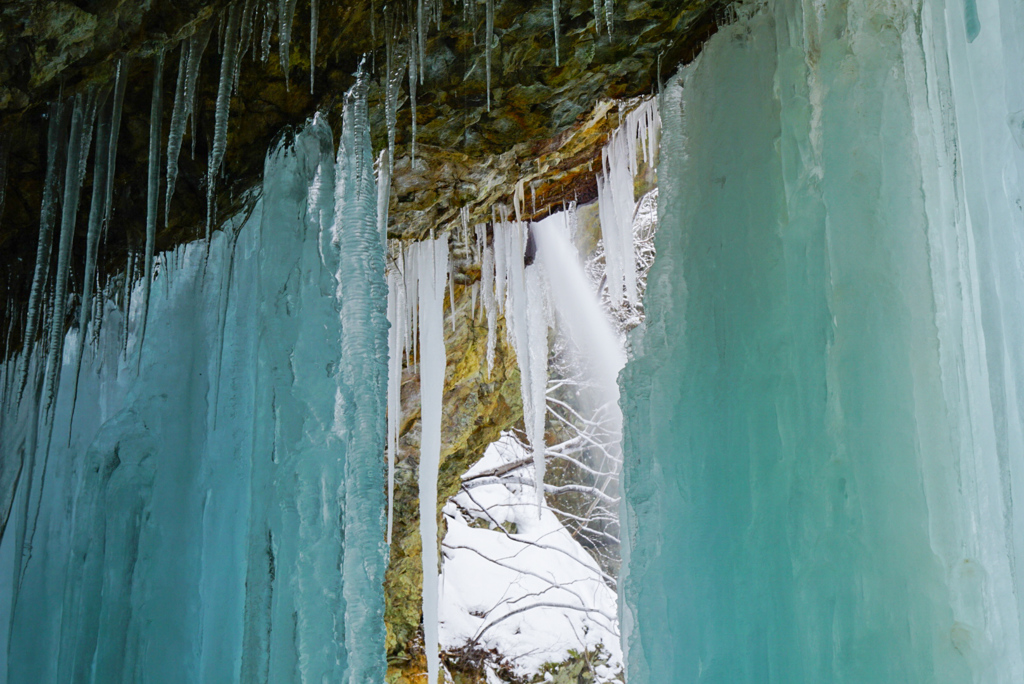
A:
278 0 298 88
15 101 68 401
409 19 418 164
417 0 427 85
485 0 494 111
414 236 448 684
234 0 256 93
67 92 112 438
553 0 561 66
207 5 242 241
165 41 190 223
261 0 276 62
309 0 319 93
386 259 405 545
138 49 166 364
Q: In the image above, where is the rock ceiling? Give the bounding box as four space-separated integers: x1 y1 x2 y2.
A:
0 0 722 355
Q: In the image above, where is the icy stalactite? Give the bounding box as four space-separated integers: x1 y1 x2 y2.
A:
376 149 390 247
417 0 426 85
261 0 276 63
597 97 659 308
593 0 603 35
485 0 494 111
207 5 242 241
278 0 298 88
67 98 112 437
386 262 404 546
235 0 256 93
309 0 319 93
408 23 418 163
479 223 497 375
138 50 165 365
414 236 448 684
165 40 190 224
552 0 560 67
16 101 68 401
603 0 613 36
335 66 390 684
383 23 399 176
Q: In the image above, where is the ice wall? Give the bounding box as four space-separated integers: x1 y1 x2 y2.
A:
0 105 388 681
621 0 1024 681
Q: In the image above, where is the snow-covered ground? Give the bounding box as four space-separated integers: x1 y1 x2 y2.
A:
439 434 622 681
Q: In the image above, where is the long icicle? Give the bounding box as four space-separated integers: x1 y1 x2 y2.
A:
165 40 190 224
309 0 319 93
234 0 256 93
485 0 493 111
409 17 418 164
24 92 90 575
15 101 68 402
67 91 112 441
207 5 242 243
102 57 128 239
278 0 298 88
553 0 560 66
417 0 426 85
138 49 166 366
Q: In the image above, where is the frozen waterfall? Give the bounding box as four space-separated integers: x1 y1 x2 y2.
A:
0 94 387 683
621 0 1024 681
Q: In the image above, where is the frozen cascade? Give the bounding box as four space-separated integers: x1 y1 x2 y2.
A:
0 105 395 682
334 70 390 684
414 236 448 684
138 50 165 364
207 5 242 239
621 0 1024 681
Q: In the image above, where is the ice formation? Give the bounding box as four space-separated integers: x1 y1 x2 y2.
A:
621 0 1024 681
0 83 388 683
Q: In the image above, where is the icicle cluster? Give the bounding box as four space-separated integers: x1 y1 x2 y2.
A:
596 98 660 308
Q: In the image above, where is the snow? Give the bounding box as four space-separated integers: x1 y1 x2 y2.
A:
440 434 622 679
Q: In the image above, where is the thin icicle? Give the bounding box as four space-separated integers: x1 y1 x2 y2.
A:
409 22 418 164
415 236 448 684
278 0 298 88
376 149 390 247
234 0 256 93
15 101 68 401
138 49 166 364
39 92 89 440
67 94 112 439
485 0 494 111
552 0 560 66
207 5 242 241
593 0 603 35
165 40 190 223
261 0 276 62
479 224 496 376
386 264 405 545
417 0 426 85
604 0 614 36
309 0 319 93
448 234 456 333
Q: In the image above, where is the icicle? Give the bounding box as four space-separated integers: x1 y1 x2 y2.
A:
552 0 560 66
261 0 276 62
278 0 298 88
15 101 68 401
235 0 256 93
384 22 399 176
138 49 166 364
386 265 404 545
417 0 426 85
485 0 494 111
335 63 389 682
37 90 89 461
593 0 603 35
415 236 448 684
207 5 242 241
165 40 190 223
448 236 456 334
479 224 496 376
409 22 418 164
309 0 319 93
604 0 614 36
66 91 112 440
377 148 390 247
